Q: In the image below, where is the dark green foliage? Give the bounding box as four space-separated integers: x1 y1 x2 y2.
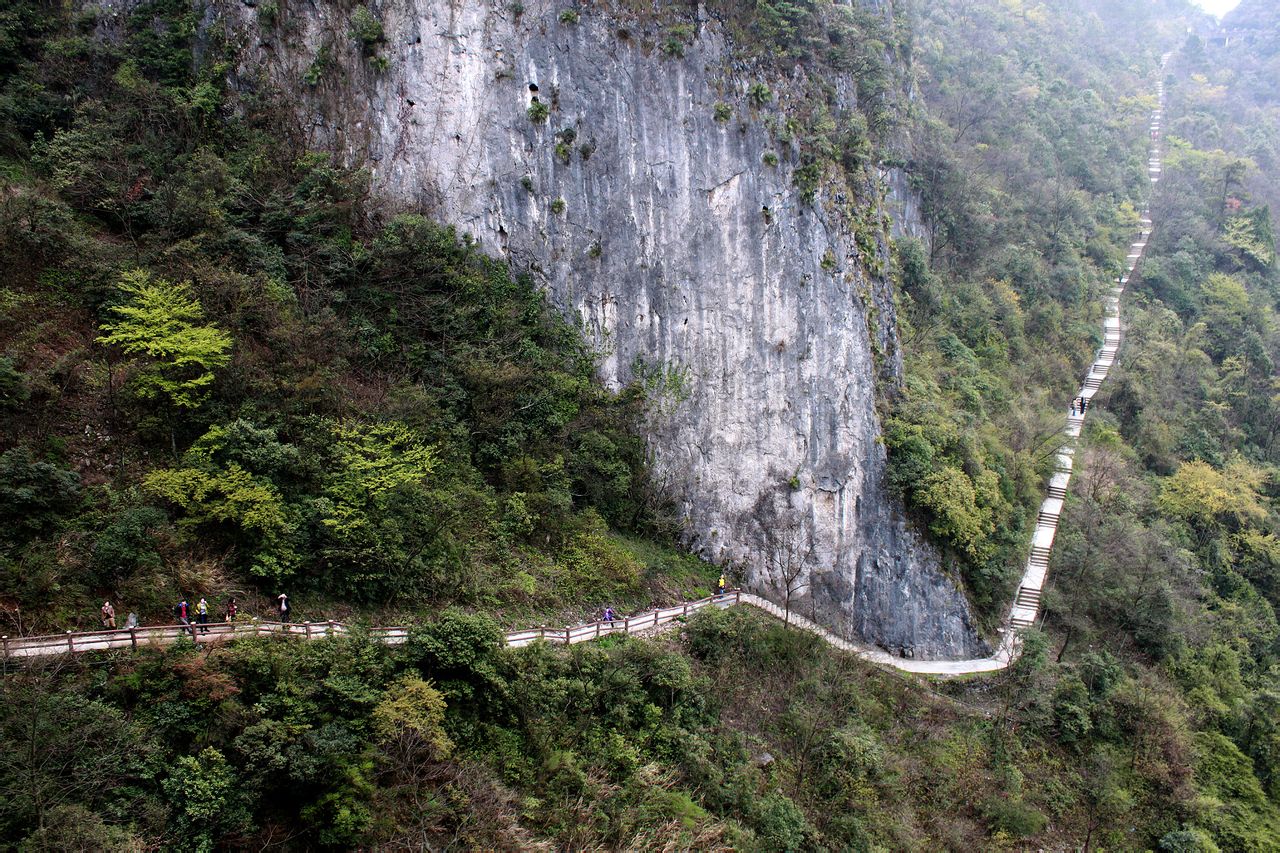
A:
0 356 27 407
0 447 81 547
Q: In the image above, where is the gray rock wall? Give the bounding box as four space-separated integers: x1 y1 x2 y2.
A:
215 0 986 658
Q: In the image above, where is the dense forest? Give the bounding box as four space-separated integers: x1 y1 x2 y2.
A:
1 0 1279 849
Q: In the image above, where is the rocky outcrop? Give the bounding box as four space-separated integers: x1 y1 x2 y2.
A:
214 0 987 658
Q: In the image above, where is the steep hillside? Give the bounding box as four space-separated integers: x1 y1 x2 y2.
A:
209 0 991 656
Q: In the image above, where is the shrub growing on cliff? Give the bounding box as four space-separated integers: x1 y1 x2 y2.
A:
713 102 732 123
350 6 384 56
527 100 550 123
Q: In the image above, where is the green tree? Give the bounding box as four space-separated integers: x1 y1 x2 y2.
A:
0 448 81 547
97 269 232 410
163 748 252 853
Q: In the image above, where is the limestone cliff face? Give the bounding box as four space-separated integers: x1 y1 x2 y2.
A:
217 0 987 658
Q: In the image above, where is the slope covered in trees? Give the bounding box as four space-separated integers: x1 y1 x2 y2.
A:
0 0 717 637
881 0 1196 622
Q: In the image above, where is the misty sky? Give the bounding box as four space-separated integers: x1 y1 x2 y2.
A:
1193 0 1240 18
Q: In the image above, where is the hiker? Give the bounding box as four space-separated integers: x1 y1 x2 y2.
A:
225 597 238 623
277 593 290 623
174 599 194 637
717 574 727 595
1080 397 1088 413
100 600 116 629
603 606 616 625
1070 401 1076 416
196 597 209 634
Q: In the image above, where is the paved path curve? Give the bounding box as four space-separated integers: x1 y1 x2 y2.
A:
0 65 1169 678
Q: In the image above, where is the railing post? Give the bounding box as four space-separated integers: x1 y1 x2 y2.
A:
305 621 312 639
595 621 600 639
328 620 336 637
1 636 7 658
564 626 571 645
130 627 137 651
682 603 688 617
66 631 74 654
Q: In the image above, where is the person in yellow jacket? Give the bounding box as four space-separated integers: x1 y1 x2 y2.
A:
717 574 727 595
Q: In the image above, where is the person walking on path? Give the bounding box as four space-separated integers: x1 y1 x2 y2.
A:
225 597 238 623
100 600 116 629
717 574 727 595
1070 401 1076 416
277 593 290 623
603 606 615 625
174 599 194 638
196 597 209 634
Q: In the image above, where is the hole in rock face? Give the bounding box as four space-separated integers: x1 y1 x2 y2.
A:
407 99 415 106
528 82 539 92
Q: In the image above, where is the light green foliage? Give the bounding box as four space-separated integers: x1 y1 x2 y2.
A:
713 102 732 123
558 9 578 25
319 420 436 537
916 466 996 562
163 748 252 853
373 676 453 759
1189 732 1280 848
1221 209 1276 270
142 420 302 581
1158 459 1270 536
748 82 773 106
97 269 232 409
145 464 291 538
527 100 550 123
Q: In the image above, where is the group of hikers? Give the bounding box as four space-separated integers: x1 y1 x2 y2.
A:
104 575 734 639
99 592 293 636
597 574 729 625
